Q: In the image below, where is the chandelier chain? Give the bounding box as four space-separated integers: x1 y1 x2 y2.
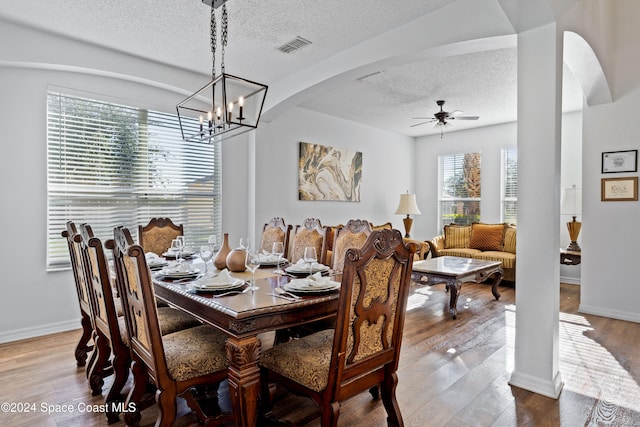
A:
210 7 216 78
221 4 228 73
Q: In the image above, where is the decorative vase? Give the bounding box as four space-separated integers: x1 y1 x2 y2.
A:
213 233 231 270
226 248 247 272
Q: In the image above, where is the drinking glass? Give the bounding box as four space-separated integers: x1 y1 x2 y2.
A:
199 243 215 274
176 235 186 261
239 237 250 250
303 246 317 277
272 241 285 274
245 249 261 291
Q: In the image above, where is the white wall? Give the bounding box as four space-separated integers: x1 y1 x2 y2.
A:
0 20 249 342
253 107 415 241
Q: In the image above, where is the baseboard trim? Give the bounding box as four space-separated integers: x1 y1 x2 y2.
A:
560 276 581 285
578 304 640 324
0 319 81 344
509 370 564 399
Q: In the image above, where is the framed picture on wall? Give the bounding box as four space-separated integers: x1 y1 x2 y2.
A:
601 150 638 173
601 177 638 201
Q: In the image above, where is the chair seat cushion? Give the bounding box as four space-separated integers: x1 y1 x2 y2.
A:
163 325 228 382
157 307 201 335
473 251 516 269
259 329 334 392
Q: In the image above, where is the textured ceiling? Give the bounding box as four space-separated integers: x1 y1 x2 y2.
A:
0 0 583 137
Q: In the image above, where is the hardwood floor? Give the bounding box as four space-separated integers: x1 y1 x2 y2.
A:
1 282 639 426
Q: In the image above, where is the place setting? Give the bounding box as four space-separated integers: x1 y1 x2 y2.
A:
185 268 248 296
284 247 330 277
154 261 202 282
282 271 341 296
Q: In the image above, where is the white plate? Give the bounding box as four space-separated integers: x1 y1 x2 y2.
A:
162 250 196 258
156 268 200 279
285 279 340 293
285 263 329 274
259 258 288 266
188 280 245 293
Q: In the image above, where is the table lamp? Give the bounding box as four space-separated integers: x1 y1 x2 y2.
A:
561 185 582 251
395 193 421 238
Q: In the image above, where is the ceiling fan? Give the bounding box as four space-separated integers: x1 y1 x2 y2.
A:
411 100 479 137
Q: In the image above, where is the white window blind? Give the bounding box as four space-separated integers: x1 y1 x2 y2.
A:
502 146 518 224
47 91 221 270
439 152 481 230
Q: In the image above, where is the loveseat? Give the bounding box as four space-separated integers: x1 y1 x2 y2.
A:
429 222 516 282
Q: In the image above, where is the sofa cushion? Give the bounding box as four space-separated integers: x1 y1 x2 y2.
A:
469 223 505 251
444 224 472 249
370 222 392 230
437 248 482 258
473 251 516 270
504 226 516 254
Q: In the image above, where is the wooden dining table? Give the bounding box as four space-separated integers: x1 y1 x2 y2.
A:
152 265 340 427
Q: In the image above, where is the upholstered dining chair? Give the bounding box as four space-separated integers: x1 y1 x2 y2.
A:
259 229 418 427
289 218 328 264
111 226 232 427
138 217 183 256
259 217 292 258
79 224 202 424
330 219 372 273
61 222 95 371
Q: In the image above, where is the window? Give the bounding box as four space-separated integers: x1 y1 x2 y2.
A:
47 91 221 270
439 152 481 230
502 146 517 225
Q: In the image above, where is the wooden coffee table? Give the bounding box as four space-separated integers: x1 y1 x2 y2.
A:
412 256 504 319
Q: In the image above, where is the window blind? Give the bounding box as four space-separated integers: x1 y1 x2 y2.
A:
47 91 221 270
439 152 481 230
502 146 518 225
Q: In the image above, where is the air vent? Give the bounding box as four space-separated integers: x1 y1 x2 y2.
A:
277 36 312 54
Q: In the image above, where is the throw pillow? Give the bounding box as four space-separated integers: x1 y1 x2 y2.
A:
469 223 506 251
444 224 472 249
503 226 517 253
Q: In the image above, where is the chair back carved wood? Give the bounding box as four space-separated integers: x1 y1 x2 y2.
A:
61 221 94 369
138 217 183 256
290 218 328 264
259 217 292 257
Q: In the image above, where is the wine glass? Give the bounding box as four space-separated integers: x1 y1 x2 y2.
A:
198 243 215 274
272 241 285 274
303 246 317 277
245 249 260 291
171 238 184 263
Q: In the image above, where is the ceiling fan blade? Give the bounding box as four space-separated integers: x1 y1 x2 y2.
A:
410 121 432 128
450 116 479 120
411 117 431 120
449 110 464 115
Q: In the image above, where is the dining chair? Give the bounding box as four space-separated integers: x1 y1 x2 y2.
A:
330 219 372 273
61 221 95 370
259 217 292 258
111 226 232 427
79 225 203 424
138 217 183 256
259 229 418 427
289 218 328 264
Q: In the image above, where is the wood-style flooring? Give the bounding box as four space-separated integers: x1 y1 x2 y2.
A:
1 282 639 426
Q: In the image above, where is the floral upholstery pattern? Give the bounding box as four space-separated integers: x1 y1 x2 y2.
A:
260 227 285 253
163 325 228 382
290 229 323 263
157 307 201 335
332 230 368 273
140 227 181 256
259 329 334 392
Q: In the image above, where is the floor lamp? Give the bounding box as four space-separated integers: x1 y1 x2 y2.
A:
395 193 421 238
561 185 582 252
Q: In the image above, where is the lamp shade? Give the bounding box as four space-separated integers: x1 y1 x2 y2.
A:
395 193 422 215
561 185 582 216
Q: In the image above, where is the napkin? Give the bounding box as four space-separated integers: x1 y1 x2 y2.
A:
289 272 332 289
259 252 279 262
292 258 323 270
163 261 193 274
209 269 236 285
145 252 161 261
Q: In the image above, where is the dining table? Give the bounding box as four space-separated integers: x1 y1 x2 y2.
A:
151 260 341 427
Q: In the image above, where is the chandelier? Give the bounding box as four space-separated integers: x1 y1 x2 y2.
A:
176 0 268 143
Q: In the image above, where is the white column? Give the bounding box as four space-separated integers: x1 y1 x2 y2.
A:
509 22 564 398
